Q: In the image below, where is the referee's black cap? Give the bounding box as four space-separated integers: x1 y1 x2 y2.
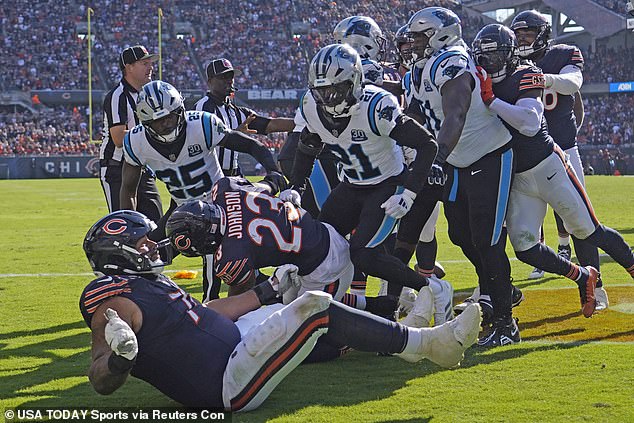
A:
119 45 159 70
206 58 242 79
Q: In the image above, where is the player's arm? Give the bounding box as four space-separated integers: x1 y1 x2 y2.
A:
88 297 142 395
435 72 475 163
109 125 127 148
389 115 438 194
573 91 584 129
120 161 142 210
219 130 279 173
381 80 404 96
544 65 583 95
289 128 324 191
477 68 544 137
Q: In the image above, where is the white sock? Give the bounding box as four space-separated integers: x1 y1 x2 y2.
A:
401 327 424 355
428 276 442 297
559 236 570 247
355 295 366 310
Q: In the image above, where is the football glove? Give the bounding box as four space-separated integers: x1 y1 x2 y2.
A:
253 264 301 305
427 163 447 186
627 0 634 17
381 189 416 219
104 308 138 361
279 188 302 207
476 66 496 106
261 171 288 195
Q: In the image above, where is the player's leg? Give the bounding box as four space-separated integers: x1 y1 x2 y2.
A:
527 225 546 279
136 169 163 222
465 148 518 347
507 175 597 317
556 145 586 259
100 164 121 212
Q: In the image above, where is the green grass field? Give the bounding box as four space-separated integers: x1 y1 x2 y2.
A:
1 176 633 422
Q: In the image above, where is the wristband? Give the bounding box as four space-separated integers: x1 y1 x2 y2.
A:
107 352 136 375
253 281 281 305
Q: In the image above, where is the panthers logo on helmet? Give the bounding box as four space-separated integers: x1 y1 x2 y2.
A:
102 218 128 235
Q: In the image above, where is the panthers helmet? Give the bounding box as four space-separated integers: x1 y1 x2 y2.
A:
395 25 413 69
406 7 462 67
165 200 226 257
333 16 387 61
511 10 551 58
84 210 170 276
308 44 363 117
472 24 519 83
136 80 186 143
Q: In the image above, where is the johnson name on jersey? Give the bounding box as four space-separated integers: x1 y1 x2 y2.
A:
537 44 584 150
123 111 227 203
411 44 511 168
493 64 554 172
300 86 405 185
211 177 331 286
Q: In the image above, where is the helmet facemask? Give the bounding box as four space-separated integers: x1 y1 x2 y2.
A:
311 81 356 116
473 24 520 83
143 106 186 144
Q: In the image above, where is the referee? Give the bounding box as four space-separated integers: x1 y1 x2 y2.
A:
100 45 162 221
194 58 294 176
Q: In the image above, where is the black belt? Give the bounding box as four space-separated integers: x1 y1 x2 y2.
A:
100 159 123 167
223 168 241 176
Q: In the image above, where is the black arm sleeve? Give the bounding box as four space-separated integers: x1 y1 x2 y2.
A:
389 115 438 193
249 115 271 135
220 130 279 172
289 127 324 189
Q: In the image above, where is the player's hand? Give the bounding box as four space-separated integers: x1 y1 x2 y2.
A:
381 189 416 219
427 163 447 186
261 171 288 195
104 308 138 360
237 114 257 134
280 188 302 207
476 66 496 106
253 264 300 305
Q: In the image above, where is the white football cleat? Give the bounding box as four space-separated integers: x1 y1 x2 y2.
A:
528 267 545 279
428 275 454 326
400 286 433 328
398 303 482 368
595 286 609 311
453 286 480 315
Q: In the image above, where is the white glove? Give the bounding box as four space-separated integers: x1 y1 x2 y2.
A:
381 189 416 219
280 189 302 207
271 264 301 296
104 308 138 360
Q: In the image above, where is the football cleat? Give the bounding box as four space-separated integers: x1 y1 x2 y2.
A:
579 266 598 318
453 286 479 315
512 285 525 308
398 303 482 368
477 317 521 347
433 261 446 279
478 296 494 327
428 275 454 326
595 285 609 311
558 244 572 262
400 286 433 328
528 267 545 279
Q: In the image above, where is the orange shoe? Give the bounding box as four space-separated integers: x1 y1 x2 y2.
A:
580 266 598 318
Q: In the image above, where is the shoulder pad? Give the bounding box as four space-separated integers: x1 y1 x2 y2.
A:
429 49 470 89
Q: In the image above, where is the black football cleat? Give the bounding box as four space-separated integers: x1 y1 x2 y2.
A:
477 317 521 348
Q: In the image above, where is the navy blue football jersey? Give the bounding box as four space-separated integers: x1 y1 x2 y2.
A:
211 177 331 286
537 44 584 150
493 64 554 172
80 273 241 407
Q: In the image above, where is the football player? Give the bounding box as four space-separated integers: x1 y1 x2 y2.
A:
406 7 519 346
81 210 482 410
473 24 634 320
510 10 606 307
119 80 285 301
286 44 438 308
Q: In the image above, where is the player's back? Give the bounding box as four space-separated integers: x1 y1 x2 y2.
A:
80 274 240 407
212 178 331 284
537 44 584 149
123 111 224 203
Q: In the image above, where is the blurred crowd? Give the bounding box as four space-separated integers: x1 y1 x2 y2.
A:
1 0 632 165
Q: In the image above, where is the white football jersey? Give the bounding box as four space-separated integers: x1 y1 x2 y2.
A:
300 87 405 186
123 110 226 204
411 44 511 168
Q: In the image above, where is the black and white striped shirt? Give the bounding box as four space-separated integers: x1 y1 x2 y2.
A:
194 93 268 175
100 78 140 164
